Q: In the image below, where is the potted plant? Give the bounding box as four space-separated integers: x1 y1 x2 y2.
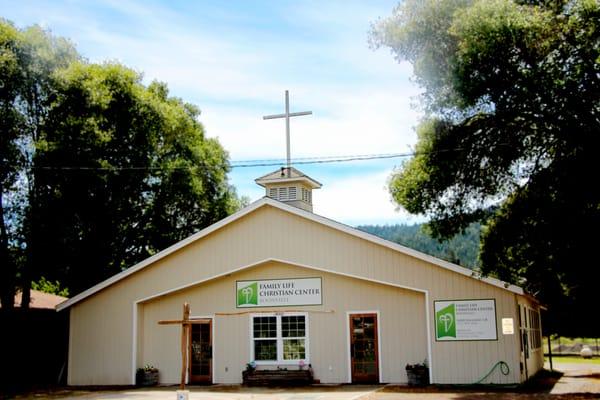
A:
405 360 429 386
136 364 159 386
242 360 256 381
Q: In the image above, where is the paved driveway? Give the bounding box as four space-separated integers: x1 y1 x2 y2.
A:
14 385 383 400
546 361 600 395
14 361 599 399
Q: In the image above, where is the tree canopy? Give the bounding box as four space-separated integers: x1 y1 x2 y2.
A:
371 0 599 335
0 20 243 307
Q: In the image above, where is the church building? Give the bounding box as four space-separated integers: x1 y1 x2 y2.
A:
57 165 544 386
57 91 543 386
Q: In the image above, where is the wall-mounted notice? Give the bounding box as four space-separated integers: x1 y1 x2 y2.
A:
434 299 497 341
502 318 514 335
236 277 322 308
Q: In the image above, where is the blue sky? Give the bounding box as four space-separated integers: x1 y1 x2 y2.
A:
2 0 426 226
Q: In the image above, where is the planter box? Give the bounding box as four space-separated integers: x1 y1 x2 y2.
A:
136 370 159 386
406 368 429 386
242 369 313 386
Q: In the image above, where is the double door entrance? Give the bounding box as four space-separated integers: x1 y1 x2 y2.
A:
349 313 379 383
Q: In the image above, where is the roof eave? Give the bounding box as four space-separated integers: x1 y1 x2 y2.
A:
255 176 322 189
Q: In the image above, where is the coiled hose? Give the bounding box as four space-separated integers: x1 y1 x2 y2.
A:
472 361 510 384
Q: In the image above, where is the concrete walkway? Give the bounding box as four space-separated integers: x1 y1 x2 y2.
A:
14 385 384 400
546 361 600 395
14 362 599 399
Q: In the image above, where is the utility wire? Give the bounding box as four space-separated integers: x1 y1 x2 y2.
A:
232 152 413 168
34 151 418 171
33 146 478 171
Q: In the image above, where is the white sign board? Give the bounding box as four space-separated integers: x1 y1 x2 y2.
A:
502 318 514 335
236 278 322 308
434 299 497 341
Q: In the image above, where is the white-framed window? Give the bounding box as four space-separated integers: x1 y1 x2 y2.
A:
250 313 309 364
529 309 542 349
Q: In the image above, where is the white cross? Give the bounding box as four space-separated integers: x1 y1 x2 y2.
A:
263 90 312 174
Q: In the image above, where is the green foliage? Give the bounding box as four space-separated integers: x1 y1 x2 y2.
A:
0 20 79 308
34 62 239 294
371 1 600 335
357 222 481 269
0 19 243 305
31 276 69 297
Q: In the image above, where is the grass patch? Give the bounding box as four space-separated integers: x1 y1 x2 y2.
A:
546 356 600 364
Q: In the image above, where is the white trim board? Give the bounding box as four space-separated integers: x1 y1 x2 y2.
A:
57 197 523 312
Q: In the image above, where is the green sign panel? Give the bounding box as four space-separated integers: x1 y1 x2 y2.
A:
237 282 258 306
436 303 456 339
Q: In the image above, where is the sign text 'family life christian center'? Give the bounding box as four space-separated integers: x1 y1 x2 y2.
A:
236 278 322 308
434 299 497 341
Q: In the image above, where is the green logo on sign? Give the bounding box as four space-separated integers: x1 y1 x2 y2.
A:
237 282 258 306
436 303 456 338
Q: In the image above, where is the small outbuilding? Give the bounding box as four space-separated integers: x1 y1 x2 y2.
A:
57 167 544 386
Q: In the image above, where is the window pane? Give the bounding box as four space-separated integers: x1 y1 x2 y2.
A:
282 315 305 338
253 316 276 338
283 339 305 360
254 339 277 361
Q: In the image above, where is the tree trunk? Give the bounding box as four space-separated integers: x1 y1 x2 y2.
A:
0 188 16 309
21 163 39 310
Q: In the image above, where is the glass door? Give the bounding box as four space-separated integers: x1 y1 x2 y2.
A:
349 313 379 383
189 321 212 383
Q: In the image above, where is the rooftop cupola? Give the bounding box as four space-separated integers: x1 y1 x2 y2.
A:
259 90 320 211
255 167 321 212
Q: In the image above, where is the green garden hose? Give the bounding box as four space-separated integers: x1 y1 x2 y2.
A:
472 361 510 384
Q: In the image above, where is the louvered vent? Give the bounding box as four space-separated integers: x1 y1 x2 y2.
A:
269 188 277 199
278 187 289 201
302 188 310 202
289 187 297 200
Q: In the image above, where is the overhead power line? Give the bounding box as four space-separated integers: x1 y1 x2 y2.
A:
34 151 418 171
231 152 414 168
33 145 485 171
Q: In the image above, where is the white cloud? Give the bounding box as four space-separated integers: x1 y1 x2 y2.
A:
312 170 425 226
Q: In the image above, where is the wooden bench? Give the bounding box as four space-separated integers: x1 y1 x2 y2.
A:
242 368 314 386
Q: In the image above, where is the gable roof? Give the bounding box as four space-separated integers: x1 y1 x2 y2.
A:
15 289 68 309
255 167 322 188
56 197 523 311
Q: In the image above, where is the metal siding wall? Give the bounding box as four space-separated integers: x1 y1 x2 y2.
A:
68 289 133 385
68 205 523 385
140 262 426 384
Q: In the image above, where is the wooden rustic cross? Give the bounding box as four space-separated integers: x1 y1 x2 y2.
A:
158 303 210 390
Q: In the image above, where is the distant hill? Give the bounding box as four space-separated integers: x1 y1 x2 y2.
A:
356 222 481 269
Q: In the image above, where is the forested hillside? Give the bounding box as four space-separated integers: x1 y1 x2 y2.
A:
357 223 481 269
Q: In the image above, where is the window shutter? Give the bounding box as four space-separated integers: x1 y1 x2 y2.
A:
278 187 288 201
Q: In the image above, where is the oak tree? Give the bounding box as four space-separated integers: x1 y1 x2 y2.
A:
371 0 599 335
